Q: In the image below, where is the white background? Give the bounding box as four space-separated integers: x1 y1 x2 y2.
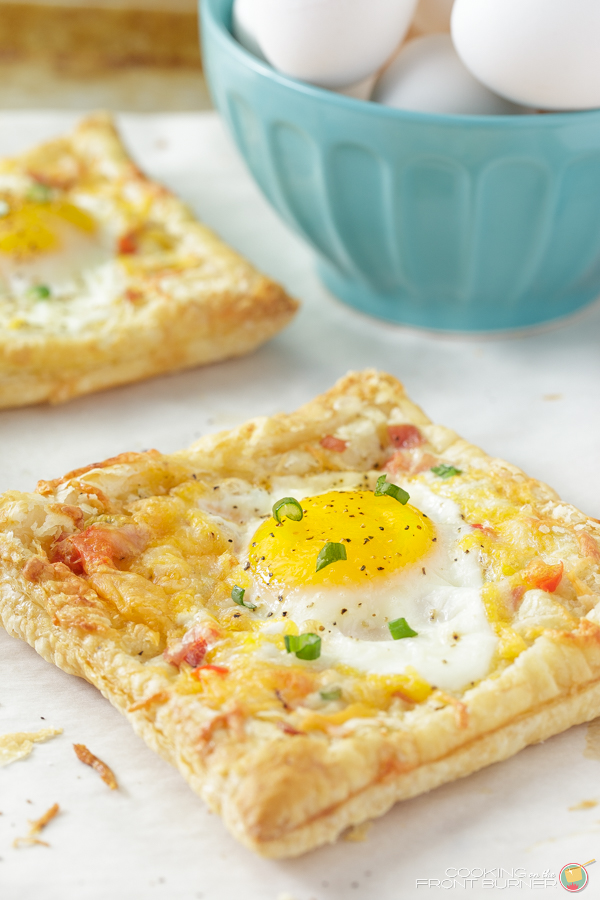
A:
1 112 600 899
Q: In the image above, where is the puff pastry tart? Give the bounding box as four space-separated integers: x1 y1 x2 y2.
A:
0 114 297 408
1 371 599 857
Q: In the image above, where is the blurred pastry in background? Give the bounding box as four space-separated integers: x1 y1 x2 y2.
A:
0 113 298 409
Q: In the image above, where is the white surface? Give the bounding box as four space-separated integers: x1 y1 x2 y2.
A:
452 0 600 111
1 111 600 899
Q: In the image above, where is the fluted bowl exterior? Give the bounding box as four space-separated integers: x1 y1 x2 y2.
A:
201 0 600 331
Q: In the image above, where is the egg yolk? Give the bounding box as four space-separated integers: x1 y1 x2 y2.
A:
0 200 96 256
249 490 436 589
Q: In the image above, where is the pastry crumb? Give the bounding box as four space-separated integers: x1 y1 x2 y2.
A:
343 821 372 843
13 802 59 848
0 728 62 767
73 743 118 790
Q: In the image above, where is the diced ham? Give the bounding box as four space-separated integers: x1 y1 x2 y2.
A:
163 632 206 668
388 424 424 449
523 559 564 593
386 450 412 474
50 524 148 576
118 232 137 255
320 435 347 452
386 450 437 477
49 530 85 575
181 638 207 668
163 621 224 669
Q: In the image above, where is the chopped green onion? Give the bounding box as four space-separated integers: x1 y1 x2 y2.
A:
374 474 409 505
389 617 418 640
431 464 462 479
231 585 256 610
320 687 341 702
27 183 52 203
0 199 9 217
28 284 51 301
316 541 347 572
284 633 321 661
272 496 303 524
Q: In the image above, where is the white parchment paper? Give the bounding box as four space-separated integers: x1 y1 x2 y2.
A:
0 111 599 900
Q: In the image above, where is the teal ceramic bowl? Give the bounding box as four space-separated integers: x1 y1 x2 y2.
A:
201 0 600 331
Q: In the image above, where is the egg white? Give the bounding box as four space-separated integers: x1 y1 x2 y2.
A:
0 175 127 336
201 474 498 692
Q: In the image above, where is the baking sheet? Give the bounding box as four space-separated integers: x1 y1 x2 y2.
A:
1 111 600 899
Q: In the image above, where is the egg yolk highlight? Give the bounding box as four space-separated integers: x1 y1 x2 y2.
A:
0 200 96 256
249 490 436 589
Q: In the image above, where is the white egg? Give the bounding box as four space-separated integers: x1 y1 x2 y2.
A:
413 0 454 35
373 34 529 115
247 0 419 90
231 0 267 62
452 0 600 111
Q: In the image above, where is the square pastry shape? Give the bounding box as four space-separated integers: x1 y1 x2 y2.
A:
0 113 297 408
1 370 600 857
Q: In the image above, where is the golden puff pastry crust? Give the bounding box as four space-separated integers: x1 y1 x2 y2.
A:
0 113 297 409
1 370 600 858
